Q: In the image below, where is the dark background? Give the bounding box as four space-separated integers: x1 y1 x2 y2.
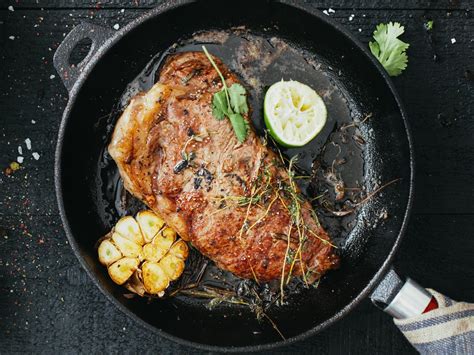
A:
0 0 473 353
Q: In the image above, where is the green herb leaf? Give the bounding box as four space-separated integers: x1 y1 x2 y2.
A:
212 90 228 120
425 20 434 31
228 83 248 114
203 45 249 142
369 22 409 77
228 113 247 143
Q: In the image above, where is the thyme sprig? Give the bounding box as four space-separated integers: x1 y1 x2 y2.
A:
176 284 285 340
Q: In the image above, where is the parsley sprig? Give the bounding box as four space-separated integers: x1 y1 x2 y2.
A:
202 46 249 142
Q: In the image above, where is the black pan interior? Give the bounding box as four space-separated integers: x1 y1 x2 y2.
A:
57 0 411 349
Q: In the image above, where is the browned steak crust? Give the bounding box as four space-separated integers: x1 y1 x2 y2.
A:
109 52 339 282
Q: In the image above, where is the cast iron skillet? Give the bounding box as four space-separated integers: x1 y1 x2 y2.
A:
53 0 414 351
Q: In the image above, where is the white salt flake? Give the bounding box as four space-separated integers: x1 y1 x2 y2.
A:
349 14 355 21
50 74 55 79
120 9 125 13
358 28 362 32
328 8 335 13
32 152 40 160
8 5 14 11
17 156 24 164
18 146 23 155
113 24 120 30
9 36 15 40
31 120 36 124
25 138 32 150
451 38 456 44
322 10 329 15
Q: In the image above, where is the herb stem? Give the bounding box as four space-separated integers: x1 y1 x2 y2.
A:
202 45 232 111
280 223 292 303
305 226 337 248
246 192 279 233
262 312 286 340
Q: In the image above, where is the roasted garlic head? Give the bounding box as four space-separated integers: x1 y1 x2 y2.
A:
98 210 188 296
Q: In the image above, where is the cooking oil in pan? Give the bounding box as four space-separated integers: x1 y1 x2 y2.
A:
98 28 372 309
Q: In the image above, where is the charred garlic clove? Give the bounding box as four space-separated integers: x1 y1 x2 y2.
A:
136 210 165 243
142 262 170 295
114 216 144 245
169 240 189 260
112 232 142 258
109 257 139 285
97 210 189 296
98 239 122 266
159 254 185 281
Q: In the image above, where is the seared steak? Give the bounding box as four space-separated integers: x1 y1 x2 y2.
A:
109 52 339 282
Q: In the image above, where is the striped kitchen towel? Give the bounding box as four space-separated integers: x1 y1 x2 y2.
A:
394 289 474 354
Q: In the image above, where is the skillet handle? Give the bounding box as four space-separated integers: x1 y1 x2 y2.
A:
53 22 114 93
370 267 438 319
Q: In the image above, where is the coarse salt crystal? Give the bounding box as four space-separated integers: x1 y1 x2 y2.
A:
328 8 335 13
113 24 120 30
349 14 355 21
358 28 362 32
8 5 14 11
18 146 23 155
451 38 456 44
50 74 55 79
120 9 125 13
25 138 32 150
9 36 15 40
31 120 36 124
322 10 329 15
32 152 40 160
17 156 24 164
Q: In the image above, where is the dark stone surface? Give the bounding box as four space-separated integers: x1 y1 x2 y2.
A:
1 1 472 353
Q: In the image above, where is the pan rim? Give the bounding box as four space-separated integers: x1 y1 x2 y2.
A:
54 0 415 352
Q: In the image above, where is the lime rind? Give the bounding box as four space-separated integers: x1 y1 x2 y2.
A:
264 80 327 147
